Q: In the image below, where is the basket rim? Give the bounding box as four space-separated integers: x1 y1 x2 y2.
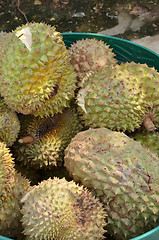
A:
62 32 159 57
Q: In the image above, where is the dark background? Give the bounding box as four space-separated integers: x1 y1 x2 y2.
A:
0 0 159 40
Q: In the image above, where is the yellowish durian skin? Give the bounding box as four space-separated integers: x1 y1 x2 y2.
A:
21 177 107 240
0 22 77 117
0 31 10 55
118 62 159 104
0 141 15 195
0 141 31 239
12 106 83 169
64 127 159 239
76 68 149 132
116 61 159 129
69 38 117 81
0 172 31 239
0 99 20 146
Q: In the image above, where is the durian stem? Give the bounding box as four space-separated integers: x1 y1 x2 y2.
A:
143 117 156 131
18 136 34 144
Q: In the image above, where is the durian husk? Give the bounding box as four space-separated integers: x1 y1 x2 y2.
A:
76 68 150 132
117 62 159 129
12 106 83 169
0 141 31 239
0 171 31 239
0 22 77 117
21 177 107 240
69 38 117 83
0 141 15 195
118 62 159 104
64 127 159 239
0 98 20 146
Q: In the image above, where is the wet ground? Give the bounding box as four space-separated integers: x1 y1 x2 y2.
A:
0 0 159 41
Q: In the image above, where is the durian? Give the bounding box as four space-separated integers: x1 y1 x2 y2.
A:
21 177 106 240
0 31 10 55
76 67 149 132
0 98 20 146
116 62 159 130
0 22 77 117
0 172 31 239
68 38 117 82
0 141 15 195
64 127 159 239
0 142 31 239
118 62 159 104
12 106 83 168
130 130 159 156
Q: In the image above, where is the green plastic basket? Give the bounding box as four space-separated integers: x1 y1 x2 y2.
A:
62 32 159 71
1 33 159 240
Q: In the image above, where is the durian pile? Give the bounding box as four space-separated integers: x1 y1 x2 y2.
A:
0 22 159 240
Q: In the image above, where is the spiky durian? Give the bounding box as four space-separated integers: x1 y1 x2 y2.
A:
130 130 159 156
116 62 159 129
118 62 159 104
21 177 106 240
76 67 149 132
64 127 159 239
0 141 15 195
68 38 117 82
12 106 83 168
0 171 31 239
0 31 10 55
0 22 77 117
0 141 31 239
0 98 20 146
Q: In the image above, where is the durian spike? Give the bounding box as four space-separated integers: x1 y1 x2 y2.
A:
143 116 156 131
18 136 34 144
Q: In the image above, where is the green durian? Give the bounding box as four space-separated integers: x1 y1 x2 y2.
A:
64 127 159 239
0 31 10 55
69 38 117 81
117 62 159 129
0 141 15 195
0 171 31 239
118 62 159 104
0 22 77 117
0 141 31 239
21 177 106 240
0 98 20 146
130 130 159 156
12 106 83 168
76 67 149 132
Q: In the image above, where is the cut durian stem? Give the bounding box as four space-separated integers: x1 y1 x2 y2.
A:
18 136 34 144
143 116 156 131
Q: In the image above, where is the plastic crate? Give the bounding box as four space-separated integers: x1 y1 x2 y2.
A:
1 32 159 240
